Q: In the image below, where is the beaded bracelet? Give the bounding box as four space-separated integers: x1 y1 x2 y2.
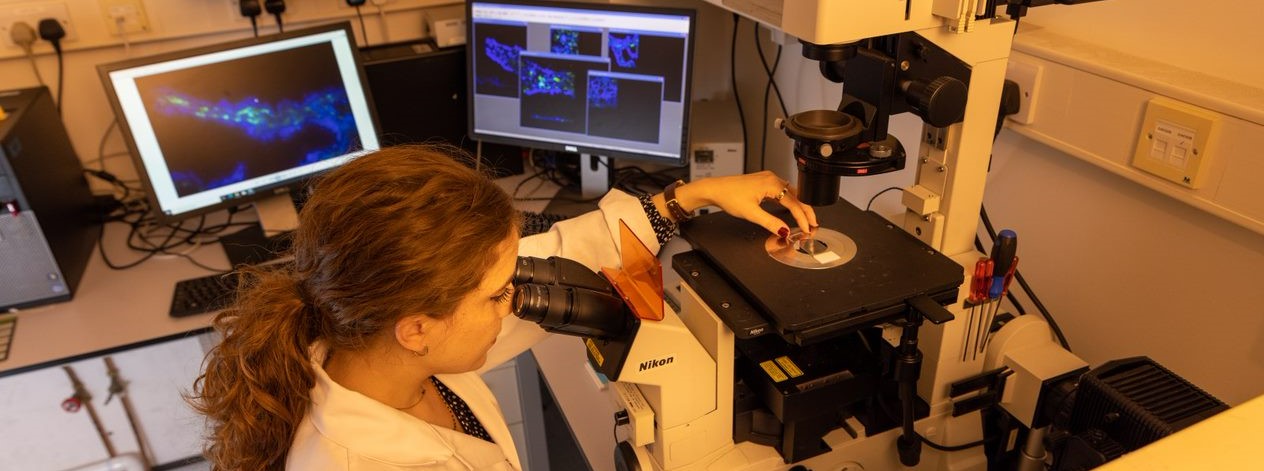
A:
638 194 677 246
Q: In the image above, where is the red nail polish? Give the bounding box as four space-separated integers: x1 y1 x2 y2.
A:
778 227 789 239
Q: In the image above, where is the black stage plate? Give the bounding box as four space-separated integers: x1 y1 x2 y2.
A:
680 199 963 344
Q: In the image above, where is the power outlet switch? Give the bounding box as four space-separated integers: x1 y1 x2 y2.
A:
1131 98 1219 189
99 0 150 35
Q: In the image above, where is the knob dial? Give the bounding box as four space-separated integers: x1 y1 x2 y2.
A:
906 76 967 128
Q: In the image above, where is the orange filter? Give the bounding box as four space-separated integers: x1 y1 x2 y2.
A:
600 219 664 321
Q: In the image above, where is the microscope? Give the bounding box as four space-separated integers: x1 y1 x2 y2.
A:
511 1 1227 470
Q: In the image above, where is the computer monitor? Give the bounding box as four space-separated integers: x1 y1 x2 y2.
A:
99 22 379 235
466 0 696 181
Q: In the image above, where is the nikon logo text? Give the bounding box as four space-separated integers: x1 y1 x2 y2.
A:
639 356 674 372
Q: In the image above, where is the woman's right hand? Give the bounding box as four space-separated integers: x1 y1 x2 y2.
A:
663 171 818 236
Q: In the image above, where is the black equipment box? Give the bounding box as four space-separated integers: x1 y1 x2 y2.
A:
361 40 525 177
0 87 101 310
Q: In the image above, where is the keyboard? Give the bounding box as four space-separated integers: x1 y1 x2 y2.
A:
521 211 569 236
169 273 240 318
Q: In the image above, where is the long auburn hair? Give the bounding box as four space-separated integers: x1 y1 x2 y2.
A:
189 145 519 470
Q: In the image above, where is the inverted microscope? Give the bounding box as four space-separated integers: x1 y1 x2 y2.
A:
510 1 1228 470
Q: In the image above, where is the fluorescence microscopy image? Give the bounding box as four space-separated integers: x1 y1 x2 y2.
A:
608 33 639 68
473 22 527 98
550 27 602 56
519 53 610 134
134 43 362 197
586 73 662 143
608 32 687 102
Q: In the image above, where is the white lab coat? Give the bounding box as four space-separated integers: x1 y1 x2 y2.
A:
286 190 661 470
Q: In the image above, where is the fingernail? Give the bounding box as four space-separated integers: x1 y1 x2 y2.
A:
810 223 820 229
778 227 789 239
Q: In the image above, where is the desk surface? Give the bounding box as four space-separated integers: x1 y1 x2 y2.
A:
0 172 564 377
0 222 225 376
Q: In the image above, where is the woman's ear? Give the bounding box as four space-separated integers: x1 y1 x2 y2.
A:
394 314 433 353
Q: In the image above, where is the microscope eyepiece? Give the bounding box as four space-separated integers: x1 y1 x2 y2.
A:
513 256 613 293
512 283 630 339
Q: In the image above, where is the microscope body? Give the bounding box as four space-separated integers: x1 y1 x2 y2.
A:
610 1 1101 469
512 1 1111 468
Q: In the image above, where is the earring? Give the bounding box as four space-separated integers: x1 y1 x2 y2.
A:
411 345 429 357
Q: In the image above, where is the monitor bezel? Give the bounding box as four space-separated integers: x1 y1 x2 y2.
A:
97 22 380 225
465 0 696 167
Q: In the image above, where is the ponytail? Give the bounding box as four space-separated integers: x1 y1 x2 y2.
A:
190 267 318 471
189 145 518 470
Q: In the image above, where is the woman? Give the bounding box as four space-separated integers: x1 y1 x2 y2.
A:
190 145 817 470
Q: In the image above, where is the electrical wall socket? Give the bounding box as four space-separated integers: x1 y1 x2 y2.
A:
0 2 77 50
1005 59 1042 124
99 0 150 35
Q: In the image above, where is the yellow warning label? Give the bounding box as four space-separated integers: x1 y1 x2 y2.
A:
585 338 605 366
759 360 789 382
775 356 804 378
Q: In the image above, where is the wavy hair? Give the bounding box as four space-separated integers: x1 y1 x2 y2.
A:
189 145 519 470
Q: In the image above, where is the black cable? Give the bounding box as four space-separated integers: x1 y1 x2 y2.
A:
751 24 789 120
753 23 782 171
54 49 64 113
730 14 749 173
99 222 157 270
980 206 1070 351
512 169 549 200
355 6 370 46
37 19 66 114
920 432 989 452
866 186 904 212
876 393 992 452
265 0 286 33
240 0 261 37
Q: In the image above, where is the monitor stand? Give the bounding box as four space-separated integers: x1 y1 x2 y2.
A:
579 154 611 200
219 194 300 268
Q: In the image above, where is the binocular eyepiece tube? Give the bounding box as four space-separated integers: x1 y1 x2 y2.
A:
511 256 631 339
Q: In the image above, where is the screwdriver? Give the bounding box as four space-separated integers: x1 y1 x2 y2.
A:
981 230 1017 353
989 230 1017 300
965 257 993 361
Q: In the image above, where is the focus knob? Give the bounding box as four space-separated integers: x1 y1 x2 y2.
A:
906 76 967 128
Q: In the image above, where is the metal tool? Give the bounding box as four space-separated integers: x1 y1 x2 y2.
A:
105 356 152 469
62 365 117 458
965 257 993 361
981 230 1018 354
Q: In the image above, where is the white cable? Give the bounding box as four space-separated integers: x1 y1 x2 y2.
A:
25 52 45 86
114 16 131 57
375 3 390 42
10 22 44 85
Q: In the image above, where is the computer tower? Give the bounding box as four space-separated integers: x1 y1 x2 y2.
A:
361 40 525 177
0 87 100 311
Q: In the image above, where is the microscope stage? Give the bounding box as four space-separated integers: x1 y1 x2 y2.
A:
680 198 963 344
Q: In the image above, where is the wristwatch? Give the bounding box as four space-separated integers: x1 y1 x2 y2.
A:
664 180 693 223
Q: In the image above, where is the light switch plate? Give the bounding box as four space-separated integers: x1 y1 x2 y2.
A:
1131 98 1219 189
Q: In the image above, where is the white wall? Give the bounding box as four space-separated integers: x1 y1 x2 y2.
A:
989 1 1264 406
722 0 1264 405
0 0 460 190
